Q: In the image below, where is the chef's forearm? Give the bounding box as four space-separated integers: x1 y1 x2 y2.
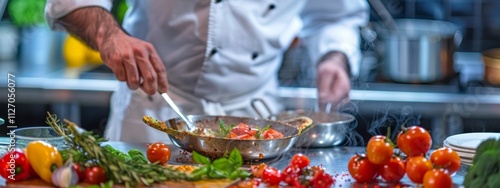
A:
56 7 124 50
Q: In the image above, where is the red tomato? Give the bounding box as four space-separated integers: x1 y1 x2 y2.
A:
366 135 394 165
263 128 284 139
250 163 268 178
84 166 107 184
72 163 86 182
378 156 406 183
311 166 334 188
405 156 433 184
290 153 310 169
146 142 171 165
281 165 301 185
397 126 432 157
423 169 453 188
262 167 282 185
347 154 378 183
430 147 461 174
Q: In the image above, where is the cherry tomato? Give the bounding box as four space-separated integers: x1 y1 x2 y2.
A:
290 153 310 169
430 147 461 174
146 142 171 165
347 154 378 183
423 169 453 188
366 135 394 165
396 126 432 157
262 167 282 185
405 156 433 184
263 128 284 139
281 165 301 185
84 166 107 184
250 163 268 178
72 163 86 182
378 156 405 183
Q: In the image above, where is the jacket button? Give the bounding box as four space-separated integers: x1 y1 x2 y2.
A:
268 4 276 10
252 52 259 60
215 0 222 3
209 48 218 57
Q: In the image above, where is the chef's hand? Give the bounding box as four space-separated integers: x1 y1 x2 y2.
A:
316 51 351 111
98 31 168 95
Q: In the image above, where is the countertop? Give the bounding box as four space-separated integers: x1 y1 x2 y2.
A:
0 141 468 187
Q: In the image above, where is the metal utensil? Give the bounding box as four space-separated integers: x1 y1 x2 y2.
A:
161 93 195 132
368 0 398 30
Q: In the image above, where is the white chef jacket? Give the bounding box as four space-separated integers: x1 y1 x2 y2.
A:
45 0 369 143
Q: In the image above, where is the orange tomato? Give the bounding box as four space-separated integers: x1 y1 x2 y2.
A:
423 169 453 188
396 126 432 157
405 156 433 184
430 147 461 174
366 135 394 165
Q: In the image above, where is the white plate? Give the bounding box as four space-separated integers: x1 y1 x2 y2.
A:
443 140 476 153
456 151 475 159
461 157 473 164
445 132 500 150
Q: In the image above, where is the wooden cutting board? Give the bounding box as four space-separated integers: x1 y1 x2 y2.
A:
6 178 237 188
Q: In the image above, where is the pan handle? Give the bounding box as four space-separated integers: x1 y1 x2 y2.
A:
281 116 314 134
251 98 273 119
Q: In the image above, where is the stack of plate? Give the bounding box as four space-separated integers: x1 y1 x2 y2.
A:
443 132 500 166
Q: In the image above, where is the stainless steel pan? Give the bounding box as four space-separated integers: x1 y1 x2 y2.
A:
251 98 355 148
143 115 313 161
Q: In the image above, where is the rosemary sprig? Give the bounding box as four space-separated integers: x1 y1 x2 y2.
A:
45 112 191 188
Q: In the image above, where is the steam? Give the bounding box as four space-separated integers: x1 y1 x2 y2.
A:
367 104 421 141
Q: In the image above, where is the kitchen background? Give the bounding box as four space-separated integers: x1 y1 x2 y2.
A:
1 0 500 146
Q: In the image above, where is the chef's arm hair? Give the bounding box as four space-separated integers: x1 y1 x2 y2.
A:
56 7 124 51
45 0 114 49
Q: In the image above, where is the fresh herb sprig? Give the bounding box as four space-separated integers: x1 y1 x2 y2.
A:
190 148 251 180
218 119 235 138
46 112 191 188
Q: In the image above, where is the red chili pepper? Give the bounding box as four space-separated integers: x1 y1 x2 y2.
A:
0 148 33 182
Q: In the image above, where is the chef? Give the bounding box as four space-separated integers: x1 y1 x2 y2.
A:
45 0 369 143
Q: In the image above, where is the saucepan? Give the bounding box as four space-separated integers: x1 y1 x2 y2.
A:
251 98 356 148
374 19 462 83
143 115 313 161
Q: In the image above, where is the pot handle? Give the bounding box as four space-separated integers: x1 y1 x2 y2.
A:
280 116 314 135
251 98 273 119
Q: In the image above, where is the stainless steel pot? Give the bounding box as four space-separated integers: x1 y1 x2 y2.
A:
376 19 462 83
251 99 356 148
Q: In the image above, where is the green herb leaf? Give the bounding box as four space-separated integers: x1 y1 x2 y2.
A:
228 148 243 168
190 165 210 180
228 170 251 180
192 151 211 165
212 158 234 175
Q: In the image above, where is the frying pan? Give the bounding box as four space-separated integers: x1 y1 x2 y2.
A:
143 115 313 161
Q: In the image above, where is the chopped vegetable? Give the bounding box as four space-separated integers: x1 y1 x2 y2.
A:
26 141 63 184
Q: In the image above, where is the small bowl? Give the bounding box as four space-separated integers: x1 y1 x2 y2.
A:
14 127 68 149
482 48 500 85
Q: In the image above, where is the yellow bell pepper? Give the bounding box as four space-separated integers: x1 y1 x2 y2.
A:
26 141 63 184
